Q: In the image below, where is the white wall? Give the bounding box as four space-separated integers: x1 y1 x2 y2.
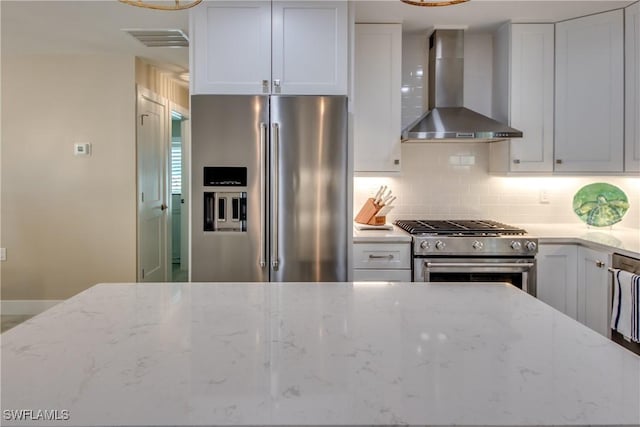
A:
1 54 137 300
355 32 640 230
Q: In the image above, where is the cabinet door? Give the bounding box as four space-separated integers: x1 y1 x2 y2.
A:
353 24 402 173
191 1 271 94
577 246 611 337
272 1 347 95
555 10 624 172
509 24 554 172
536 244 578 319
626 2 640 172
353 242 410 270
353 269 411 282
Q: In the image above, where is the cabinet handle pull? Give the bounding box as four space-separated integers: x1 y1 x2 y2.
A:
596 260 605 268
271 123 280 271
262 80 269 93
258 122 267 268
369 254 394 260
273 79 281 93
513 159 521 164
555 159 563 164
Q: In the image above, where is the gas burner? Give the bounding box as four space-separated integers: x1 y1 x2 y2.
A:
394 219 527 236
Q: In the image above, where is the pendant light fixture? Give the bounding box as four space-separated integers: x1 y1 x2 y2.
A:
400 0 469 6
118 0 202 11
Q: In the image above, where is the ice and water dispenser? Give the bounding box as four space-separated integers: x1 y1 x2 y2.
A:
203 167 247 232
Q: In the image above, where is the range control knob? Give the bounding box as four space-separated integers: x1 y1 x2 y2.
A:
510 241 522 251
420 241 430 250
526 241 537 252
472 241 484 250
435 240 446 250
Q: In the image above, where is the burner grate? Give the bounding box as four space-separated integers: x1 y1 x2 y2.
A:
394 219 526 235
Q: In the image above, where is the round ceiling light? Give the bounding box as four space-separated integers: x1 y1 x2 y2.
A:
118 0 202 11
400 0 469 6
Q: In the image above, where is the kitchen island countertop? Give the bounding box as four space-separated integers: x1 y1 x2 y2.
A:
2 281 639 426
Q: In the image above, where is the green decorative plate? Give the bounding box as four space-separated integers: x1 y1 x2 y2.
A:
572 183 629 227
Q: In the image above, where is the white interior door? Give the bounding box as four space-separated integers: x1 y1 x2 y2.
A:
137 88 168 282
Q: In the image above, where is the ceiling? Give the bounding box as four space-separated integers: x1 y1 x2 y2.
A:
1 0 635 77
357 0 634 32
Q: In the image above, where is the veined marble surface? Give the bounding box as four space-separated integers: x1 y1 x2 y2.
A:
519 223 640 258
2 282 639 426
353 224 412 243
353 222 640 258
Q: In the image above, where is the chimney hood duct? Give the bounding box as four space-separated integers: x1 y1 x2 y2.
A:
402 29 522 143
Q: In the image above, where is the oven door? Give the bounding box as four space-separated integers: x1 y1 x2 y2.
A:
414 257 537 296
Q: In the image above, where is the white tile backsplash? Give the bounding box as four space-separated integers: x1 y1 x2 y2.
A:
354 143 640 228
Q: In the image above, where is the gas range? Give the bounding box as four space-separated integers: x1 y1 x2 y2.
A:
395 220 538 293
394 219 538 257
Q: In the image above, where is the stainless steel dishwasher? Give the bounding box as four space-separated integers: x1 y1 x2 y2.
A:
610 253 640 356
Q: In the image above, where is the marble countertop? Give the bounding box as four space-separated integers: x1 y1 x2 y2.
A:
353 222 640 257
353 224 412 243
2 282 639 426
518 223 640 258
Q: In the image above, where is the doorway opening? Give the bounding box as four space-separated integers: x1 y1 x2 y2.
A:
171 110 188 282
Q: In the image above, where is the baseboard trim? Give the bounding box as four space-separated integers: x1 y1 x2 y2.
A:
1 300 63 315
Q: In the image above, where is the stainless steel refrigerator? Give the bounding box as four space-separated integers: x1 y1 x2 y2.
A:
191 95 348 282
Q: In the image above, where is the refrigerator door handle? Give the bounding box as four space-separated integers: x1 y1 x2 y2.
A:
271 122 280 271
259 122 267 268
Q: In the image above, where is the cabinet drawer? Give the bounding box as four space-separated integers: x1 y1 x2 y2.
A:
353 269 411 282
353 243 411 269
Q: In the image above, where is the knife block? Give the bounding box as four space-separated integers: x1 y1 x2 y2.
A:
354 198 385 225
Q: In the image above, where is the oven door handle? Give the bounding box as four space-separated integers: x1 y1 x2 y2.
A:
424 262 535 271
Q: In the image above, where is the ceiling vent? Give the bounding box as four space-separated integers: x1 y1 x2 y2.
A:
123 29 189 47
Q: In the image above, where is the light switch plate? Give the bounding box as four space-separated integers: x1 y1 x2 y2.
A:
74 143 91 156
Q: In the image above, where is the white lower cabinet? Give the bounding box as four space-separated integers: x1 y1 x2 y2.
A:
537 244 578 319
353 242 411 282
353 269 411 282
577 246 611 337
537 243 612 337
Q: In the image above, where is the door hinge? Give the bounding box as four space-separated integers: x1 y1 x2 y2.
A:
142 268 145 279
141 192 145 202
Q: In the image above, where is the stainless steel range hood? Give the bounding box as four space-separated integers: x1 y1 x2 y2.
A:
402 29 522 143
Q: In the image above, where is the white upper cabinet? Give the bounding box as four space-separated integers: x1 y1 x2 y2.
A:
555 10 624 172
272 2 347 95
626 2 640 172
491 23 554 173
191 2 271 95
354 24 402 173
191 1 347 95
